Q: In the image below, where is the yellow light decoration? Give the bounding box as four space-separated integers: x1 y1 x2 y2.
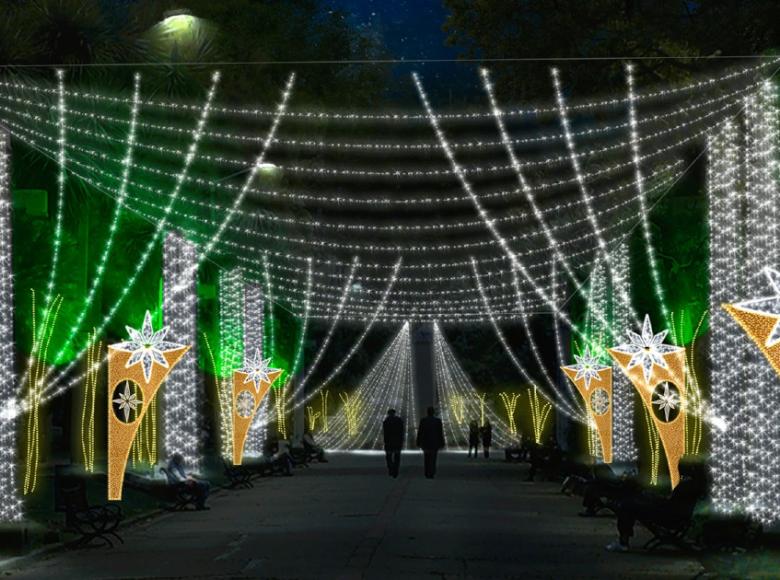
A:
320 389 330 433
724 302 780 380
107 312 189 501
608 315 687 488
339 392 362 438
561 364 613 463
449 395 465 425
306 405 321 432
528 386 552 444
231 367 282 465
499 392 521 436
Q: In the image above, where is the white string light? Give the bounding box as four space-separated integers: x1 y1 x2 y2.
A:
218 267 244 458
626 63 668 321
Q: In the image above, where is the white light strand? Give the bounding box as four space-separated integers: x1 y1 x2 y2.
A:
626 63 668 321
163 231 202 468
44 69 67 310
0 130 23 522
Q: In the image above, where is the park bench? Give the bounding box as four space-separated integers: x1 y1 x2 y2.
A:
222 459 254 488
160 467 199 510
55 473 123 548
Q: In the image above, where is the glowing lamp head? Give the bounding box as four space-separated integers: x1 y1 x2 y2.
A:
160 9 197 33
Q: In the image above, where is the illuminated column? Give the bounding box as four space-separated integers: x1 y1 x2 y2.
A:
243 281 266 456
218 268 244 458
0 130 22 521
611 243 637 461
162 231 201 468
709 119 747 514
741 81 780 523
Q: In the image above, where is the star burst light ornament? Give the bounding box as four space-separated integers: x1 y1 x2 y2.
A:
569 346 609 390
107 312 190 500
113 311 183 383
608 314 687 488
562 348 613 463
612 315 683 384
238 349 280 393
231 348 283 465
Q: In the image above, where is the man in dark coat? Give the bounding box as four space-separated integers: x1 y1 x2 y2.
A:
416 407 445 479
382 409 404 478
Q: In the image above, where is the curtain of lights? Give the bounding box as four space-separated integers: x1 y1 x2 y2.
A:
162 231 202 467
218 268 244 458
432 322 512 449
320 323 416 450
710 81 780 523
243 281 266 456
0 131 22 521
611 243 637 461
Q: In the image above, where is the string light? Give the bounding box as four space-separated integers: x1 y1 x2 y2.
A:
21 56 771 121
44 70 67 310
0 129 22 521
162 231 202 468
626 63 668 321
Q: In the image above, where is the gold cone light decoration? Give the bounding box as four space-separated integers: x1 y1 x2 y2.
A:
562 347 613 463
232 349 282 465
724 267 780 379
608 315 686 488
108 312 189 500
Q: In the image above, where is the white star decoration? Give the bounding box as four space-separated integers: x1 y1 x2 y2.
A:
113 310 183 383
565 346 609 390
653 383 680 422
733 267 780 348
613 314 682 384
113 382 141 422
238 349 280 392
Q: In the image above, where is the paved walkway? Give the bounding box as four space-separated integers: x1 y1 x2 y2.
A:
3 452 703 579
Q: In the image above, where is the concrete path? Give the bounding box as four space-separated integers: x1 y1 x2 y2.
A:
3 452 703 579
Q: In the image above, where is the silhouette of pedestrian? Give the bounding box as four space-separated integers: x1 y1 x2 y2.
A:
481 420 493 459
468 420 480 458
416 407 445 479
383 408 404 478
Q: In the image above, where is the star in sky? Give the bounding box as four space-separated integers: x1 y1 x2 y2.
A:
238 349 281 392
565 346 609 390
733 267 780 347
113 311 183 383
612 314 682 384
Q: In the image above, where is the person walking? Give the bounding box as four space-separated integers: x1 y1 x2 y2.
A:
382 408 404 478
416 407 445 479
468 420 480 458
480 420 493 459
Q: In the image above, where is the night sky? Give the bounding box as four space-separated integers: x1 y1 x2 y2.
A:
325 0 482 103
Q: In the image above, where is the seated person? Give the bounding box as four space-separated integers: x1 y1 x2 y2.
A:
165 453 210 510
605 463 707 552
303 430 327 462
263 436 293 475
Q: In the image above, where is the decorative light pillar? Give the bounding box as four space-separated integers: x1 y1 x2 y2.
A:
243 281 266 456
162 231 201 468
0 130 23 521
218 268 244 458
